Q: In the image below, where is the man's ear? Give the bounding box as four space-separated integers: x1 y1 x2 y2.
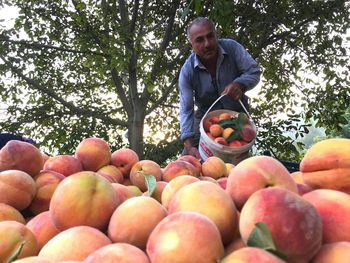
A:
188 41 192 49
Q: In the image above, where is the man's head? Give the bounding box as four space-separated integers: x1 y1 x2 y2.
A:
187 17 218 63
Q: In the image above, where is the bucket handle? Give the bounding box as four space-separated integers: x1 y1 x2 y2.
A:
202 95 252 121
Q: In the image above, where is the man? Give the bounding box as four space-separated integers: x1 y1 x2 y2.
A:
179 17 261 159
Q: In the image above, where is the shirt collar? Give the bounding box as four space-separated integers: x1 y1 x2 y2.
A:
193 42 227 69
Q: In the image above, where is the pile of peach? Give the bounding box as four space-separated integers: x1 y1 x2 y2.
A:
0 137 350 263
203 112 256 147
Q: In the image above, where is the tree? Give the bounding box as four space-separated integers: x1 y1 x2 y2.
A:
0 0 349 164
209 0 350 161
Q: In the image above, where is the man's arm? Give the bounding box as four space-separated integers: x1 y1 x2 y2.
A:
183 137 201 159
178 60 201 159
226 39 261 91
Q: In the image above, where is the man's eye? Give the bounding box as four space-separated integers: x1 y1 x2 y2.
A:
195 38 204 43
207 33 215 39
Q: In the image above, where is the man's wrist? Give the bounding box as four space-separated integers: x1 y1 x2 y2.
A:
184 137 193 149
235 82 247 93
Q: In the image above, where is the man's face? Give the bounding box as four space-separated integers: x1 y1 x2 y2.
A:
188 22 218 62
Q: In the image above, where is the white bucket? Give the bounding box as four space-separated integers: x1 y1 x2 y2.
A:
198 109 256 165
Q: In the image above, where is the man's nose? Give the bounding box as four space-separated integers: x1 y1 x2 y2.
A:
204 38 211 47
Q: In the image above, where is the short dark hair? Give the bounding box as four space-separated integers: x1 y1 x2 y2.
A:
187 17 216 42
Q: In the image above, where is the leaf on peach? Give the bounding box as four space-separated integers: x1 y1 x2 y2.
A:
144 174 156 197
247 222 287 260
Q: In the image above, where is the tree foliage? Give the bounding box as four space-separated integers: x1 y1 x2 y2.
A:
0 0 349 164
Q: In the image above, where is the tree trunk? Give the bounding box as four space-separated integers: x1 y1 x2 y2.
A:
128 108 145 159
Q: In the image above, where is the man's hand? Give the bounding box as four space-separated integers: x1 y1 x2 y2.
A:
182 137 201 160
222 82 246 100
185 146 201 160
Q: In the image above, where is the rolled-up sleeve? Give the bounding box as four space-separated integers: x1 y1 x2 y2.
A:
179 63 195 141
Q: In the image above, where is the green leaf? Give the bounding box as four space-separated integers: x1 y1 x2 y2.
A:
226 128 240 142
6 240 25 263
218 118 238 128
247 222 287 260
144 173 157 197
194 0 202 15
247 222 276 250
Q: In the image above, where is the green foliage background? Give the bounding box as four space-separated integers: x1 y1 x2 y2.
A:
0 0 349 165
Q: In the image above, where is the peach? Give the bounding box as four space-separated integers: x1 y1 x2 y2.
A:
96 171 118 183
74 137 111 172
146 211 224 263
129 160 163 191
49 171 120 231
111 183 139 203
0 170 37 211
199 175 219 184
219 112 232 121
26 211 60 250
97 165 123 183
178 155 202 176
217 177 228 189
240 188 322 263
0 221 39 261
240 140 248 146
222 127 234 140
12 257 54 263
226 156 298 210
221 247 286 263
203 119 213 132
300 138 350 172
39 226 111 261
0 203 25 223
143 180 168 203
168 181 238 245
209 124 223 137
297 183 313 195
43 155 82 177
302 189 350 243
225 163 235 176
224 237 246 256
83 243 150 263
240 124 256 142
201 156 227 179
108 196 167 250
41 152 50 165
290 171 303 184
215 136 229 146
161 175 200 209
0 140 43 177
126 185 143 196
300 138 350 194
228 140 242 147
28 170 65 215
209 116 220 124
110 148 139 178
162 160 198 182
122 177 132 185
311 241 350 263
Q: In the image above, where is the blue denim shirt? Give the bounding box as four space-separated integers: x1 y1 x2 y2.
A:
179 39 261 140
179 39 261 141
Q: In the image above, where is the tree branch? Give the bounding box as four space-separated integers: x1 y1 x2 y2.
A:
141 0 181 101
0 36 105 56
256 16 318 50
146 71 179 115
1 55 127 126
